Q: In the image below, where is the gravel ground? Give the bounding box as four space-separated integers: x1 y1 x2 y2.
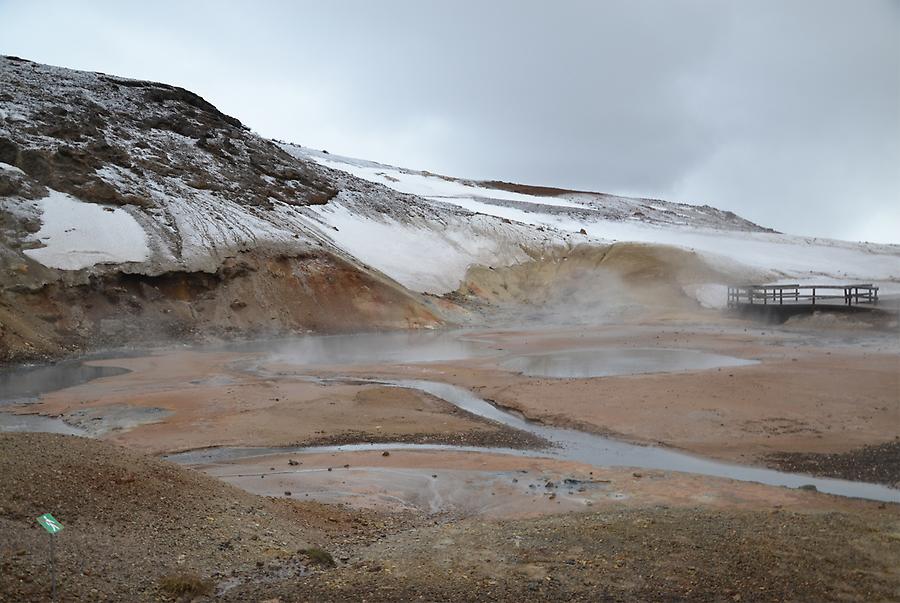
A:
2 433 898 602
229 507 900 602
766 440 900 488
0 433 417 602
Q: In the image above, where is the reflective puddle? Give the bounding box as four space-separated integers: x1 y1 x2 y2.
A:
168 378 900 503
500 348 756 378
0 412 85 435
2 334 896 503
0 361 129 404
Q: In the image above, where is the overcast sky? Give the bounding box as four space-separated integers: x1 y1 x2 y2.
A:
1 1 898 243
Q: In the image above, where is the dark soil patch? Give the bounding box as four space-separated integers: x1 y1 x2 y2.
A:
295 423 550 451
766 440 900 487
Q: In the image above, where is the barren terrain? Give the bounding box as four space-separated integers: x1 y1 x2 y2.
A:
3 322 898 601
3 434 898 602
2 55 899 602
17 324 895 481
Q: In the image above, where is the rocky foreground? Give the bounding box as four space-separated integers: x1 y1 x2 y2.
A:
2 433 898 602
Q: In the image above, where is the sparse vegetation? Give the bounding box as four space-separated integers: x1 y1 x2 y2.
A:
158 572 214 598
300 547 336 568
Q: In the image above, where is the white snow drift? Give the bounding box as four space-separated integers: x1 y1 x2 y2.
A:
286 145 900 297
23 190 151 270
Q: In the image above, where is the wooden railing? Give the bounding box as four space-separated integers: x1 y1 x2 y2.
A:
727 284 879 308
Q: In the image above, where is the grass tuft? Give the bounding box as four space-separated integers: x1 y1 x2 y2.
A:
300 547 336 567
158 572 214 597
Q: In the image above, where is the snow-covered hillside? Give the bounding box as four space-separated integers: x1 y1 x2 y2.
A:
0 56 560 287
0 55 897 361
284 145 900 302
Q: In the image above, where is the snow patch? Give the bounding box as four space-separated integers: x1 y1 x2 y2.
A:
286 146 585 210
0 162 25 175
684 284 729 309
23 191 150 270
309 201 512 292
288 146 900 289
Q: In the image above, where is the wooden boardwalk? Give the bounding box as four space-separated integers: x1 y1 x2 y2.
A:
726 284 881 322
727 283 879 309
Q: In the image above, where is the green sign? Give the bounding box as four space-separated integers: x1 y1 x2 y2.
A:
37 513 63 534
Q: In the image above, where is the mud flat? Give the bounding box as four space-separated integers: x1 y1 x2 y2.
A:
320 324 899 479
2 325 899 600
187 448 896 516
4 324 898 484
2 345 536 455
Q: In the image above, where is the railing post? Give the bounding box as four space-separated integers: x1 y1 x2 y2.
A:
727 284 878 309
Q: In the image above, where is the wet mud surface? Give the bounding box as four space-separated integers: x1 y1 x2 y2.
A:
1 324 899 601
3 325 898 497
500 346 755 378
0 361 129 403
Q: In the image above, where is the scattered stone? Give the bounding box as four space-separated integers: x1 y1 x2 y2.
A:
766 441 900 487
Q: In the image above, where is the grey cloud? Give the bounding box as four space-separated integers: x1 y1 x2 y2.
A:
1 0 897 241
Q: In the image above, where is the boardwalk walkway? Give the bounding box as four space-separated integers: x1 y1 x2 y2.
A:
727 284 879 308
726 283 881 321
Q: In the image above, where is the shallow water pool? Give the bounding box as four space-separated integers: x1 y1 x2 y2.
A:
501 347 756 378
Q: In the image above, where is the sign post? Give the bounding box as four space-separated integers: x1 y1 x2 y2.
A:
36 513 63 601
